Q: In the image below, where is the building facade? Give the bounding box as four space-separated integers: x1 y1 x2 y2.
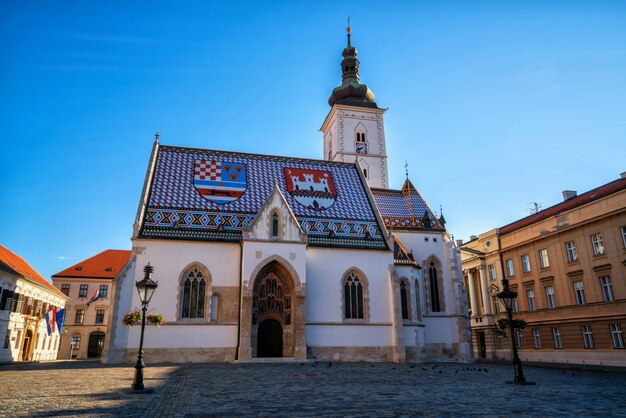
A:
104 29 471 365
52 250 131 360
460 174 626 367
0 245 68 362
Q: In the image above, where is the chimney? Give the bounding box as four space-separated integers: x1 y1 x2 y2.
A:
562 190 577 201
469 235 478 241
620 172 626 179
456 239 464 247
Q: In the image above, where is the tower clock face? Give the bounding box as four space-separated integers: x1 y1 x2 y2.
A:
355 142 368 154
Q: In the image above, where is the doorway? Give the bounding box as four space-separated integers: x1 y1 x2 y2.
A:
21 330 33 361
87 331 105 358
478 331 487 358
257 319 283 357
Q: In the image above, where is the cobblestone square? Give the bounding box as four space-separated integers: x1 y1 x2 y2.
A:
1 360 625 417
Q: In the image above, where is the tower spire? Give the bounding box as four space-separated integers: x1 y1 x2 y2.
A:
328 22 377 108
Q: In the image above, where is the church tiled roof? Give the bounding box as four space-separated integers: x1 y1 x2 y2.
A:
371 180 444 231
139 145 388 249
392 237 419 267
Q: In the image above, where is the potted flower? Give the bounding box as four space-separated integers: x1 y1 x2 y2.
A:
122 310 142 327
147 313 165 326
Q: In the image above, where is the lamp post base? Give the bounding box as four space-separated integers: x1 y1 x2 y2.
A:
506 380 536 385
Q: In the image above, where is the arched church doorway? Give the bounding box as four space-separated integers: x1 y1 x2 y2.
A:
251 263 293 358
257 319 283 357
87 331 105 358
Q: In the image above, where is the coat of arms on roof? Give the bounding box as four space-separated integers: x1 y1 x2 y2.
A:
193 160 247 205
283 168 337 211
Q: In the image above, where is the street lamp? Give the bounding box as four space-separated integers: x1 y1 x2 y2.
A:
497 278 534 385
131 263 158 392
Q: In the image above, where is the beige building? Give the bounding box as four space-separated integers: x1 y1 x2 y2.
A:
460 173 626 367
0 244 68 362
52 250 130 360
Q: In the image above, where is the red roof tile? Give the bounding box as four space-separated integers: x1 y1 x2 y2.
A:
0 244 66 297
52 249 131 279
500 177 626 235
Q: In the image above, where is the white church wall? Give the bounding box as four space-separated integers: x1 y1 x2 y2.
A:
108 239 241 363
304 247 397 361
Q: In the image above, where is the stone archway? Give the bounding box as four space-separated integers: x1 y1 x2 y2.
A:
239 258 306 360
251 267 292 358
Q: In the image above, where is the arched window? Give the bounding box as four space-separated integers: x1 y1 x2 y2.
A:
181 267 207 319
414 279 422 321
400 280 409 320
343 271 365 319
271 212 279 238
429 261 442 312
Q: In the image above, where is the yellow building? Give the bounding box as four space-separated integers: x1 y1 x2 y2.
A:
52 250 130 360
460 173 626 367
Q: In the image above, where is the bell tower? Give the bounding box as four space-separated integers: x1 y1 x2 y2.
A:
320 25 389 189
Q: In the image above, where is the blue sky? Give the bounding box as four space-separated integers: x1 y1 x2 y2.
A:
1 1 625 281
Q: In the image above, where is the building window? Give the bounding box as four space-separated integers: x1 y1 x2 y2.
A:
552 327 563 349
609 324 624 348
344 272 365 319
515 330 524 349
181 267 207 319
590 233 605 256
532 328 542 349
505 259 515 277
621 226 626 249
538 249 550 268
75 309 85 324
496 332 504 349
400 280 409 320
565 241 578 262
573 281 586 305
492 295 500 315
521 255 531 273
71 336 81 350
512 298 519 313
271 212 279 238
95 309 105 324
545 285 556 309
15 294 24 314
581 325 594 349
428 262 442 312
3 331 10 349
79 284 88 298
600 276 615 302
526 289 536 311
488 264 496 281
99 285 108 299
61 284 70 296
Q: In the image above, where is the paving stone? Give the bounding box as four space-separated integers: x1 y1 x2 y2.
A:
0 360 625 417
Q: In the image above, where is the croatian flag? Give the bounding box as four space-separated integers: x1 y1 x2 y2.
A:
45 308 57 336
86 290 101 307
56 309 66 334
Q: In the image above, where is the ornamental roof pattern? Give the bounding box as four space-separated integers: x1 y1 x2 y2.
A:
52 249 131 279
392 237 419 267
139 145 387 249
371 180 443 231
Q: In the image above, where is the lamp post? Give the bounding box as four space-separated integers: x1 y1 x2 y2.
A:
497 278 534 385
131 263 158 392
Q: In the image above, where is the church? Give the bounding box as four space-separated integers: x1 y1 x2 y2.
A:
104 28 472 364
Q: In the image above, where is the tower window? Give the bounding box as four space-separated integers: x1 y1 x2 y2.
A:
363 169 368 178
